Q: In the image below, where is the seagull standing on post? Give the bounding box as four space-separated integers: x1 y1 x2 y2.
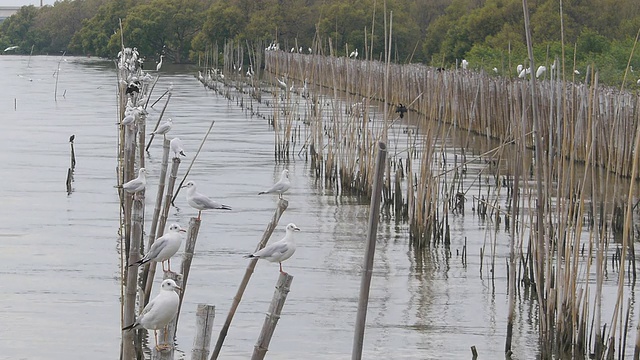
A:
181 181 232 220
244 223 301 274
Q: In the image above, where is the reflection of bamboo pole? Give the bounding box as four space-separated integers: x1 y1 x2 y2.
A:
210 199 288 360
250 272 294 360
192 304 216 360
352 142 386 360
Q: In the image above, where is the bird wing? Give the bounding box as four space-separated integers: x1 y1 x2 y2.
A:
144 237 169 261
253 241 289 258
139 296 156 317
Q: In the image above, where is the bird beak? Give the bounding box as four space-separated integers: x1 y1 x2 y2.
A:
179 229 187 233
294 227 301 231
174 286 182 292
180 185 187 188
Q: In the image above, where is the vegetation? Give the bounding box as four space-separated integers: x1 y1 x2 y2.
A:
1 0 640 85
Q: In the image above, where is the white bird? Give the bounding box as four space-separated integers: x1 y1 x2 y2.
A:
130 224 186 272
518 69 527 78
536 65 546 78
170 137 186 158
150 118 173 137
349 49 358 58
276 77 287 90
461 59 468 70
156 55 164 71
493 67 498 73
122 279 181 350
122 168 147 193
121 113 136 126
637 79 640 85
181 181 232 220
516 64 523 74
258 169 291 199
574 69 580 75
4 45 19 52
244 223 301 274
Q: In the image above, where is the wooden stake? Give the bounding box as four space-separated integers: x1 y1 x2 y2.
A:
250 272 294 360
210 199 288 360
175 217 202 328
192 304 216 360
352 142 387 360
122 196 144 360
146 92 172 152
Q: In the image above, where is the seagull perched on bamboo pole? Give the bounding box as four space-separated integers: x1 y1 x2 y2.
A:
150 118 173 138
122 279 181 350
122 168 147 193
181 181 232 220
244 223 301 274
129 224 186 272
258 169 291 199
170 137 186 158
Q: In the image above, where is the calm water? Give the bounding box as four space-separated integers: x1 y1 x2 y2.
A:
0 55 633 360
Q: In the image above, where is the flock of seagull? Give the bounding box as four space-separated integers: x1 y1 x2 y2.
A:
116 69 297 348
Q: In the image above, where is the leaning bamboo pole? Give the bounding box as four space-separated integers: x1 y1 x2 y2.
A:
210 199 289 360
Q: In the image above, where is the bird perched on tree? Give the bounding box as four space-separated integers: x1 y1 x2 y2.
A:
122 279 181 351
244 223 301 274
395 104 408 119
258 169 291 199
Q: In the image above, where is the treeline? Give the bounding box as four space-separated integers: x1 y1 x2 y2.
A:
1 0 640 85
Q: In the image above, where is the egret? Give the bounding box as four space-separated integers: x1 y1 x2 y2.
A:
493 67 498 73
516 64 523 74
574 69 580 75
461 59 468 70
349 49 358 58
4 45 19 52
156 55 164 71
536 65 546 78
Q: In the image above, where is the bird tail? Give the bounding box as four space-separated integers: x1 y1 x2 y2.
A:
258 191 267 195
122 322 139 331
243 254 255 259
127 258 147 267
221 205 232 210
179 151 186 157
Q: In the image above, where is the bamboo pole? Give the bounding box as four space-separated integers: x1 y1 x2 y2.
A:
352 142 387 360
250 272 294 360
122 196 144 360
144 157 181 305
141 138 171 302
210 199 289 360
192 304 216 360
146 92 173 152
172 120 216 204
175 217 202 328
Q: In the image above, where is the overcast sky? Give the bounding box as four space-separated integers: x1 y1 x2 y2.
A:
3 0 57 6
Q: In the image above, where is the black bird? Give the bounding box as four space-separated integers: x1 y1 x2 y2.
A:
69 134 75 143
125 80 141 95
395 104 408 119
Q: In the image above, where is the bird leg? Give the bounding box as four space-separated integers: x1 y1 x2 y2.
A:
154 330 159 349
279 263 287 274
167 258 171 272
197 210 202 221
161 261 167 272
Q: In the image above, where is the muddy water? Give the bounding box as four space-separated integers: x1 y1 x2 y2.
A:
0 55 632 360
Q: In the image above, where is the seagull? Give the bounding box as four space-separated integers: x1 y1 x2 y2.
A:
244 223 301 274
395 104 408 119
170 137 186 158
122 168 147 193
122 279 181 351
181 181 232 220
258 169 291 199
150 118 173 137
130 224 186 272
156 55 164 71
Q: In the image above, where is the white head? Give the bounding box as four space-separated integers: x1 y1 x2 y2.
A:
281 169 290 179
168 223 186 233
138 168 147 177
286 223 301 232
181 181 196 190
161 278 181 292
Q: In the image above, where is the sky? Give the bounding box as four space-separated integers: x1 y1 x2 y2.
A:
3 0 57 6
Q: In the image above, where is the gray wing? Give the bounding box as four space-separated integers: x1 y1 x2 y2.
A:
253 241 289 258
262 179 289 194
143 237 169 262
139 296 156 317
192 193 230 210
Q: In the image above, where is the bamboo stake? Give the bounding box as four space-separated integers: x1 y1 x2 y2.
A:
172 120 216 204
352 142 387 360
122 196 144 360
250 273 294 360
210 199 289 360
192 304 216 360
146 92 173 152
141 138 171 305
175 216 202 328
144 157 181 305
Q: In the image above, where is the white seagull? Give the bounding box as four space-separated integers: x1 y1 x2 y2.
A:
122 279 181 350
258 169 291 199
150 118 173 137
130 224 186 272
244 223 301 274
181 181 232 220
122 168 147 193
170 137 186 158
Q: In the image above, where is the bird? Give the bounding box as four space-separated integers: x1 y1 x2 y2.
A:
125 80 141 95
69 134 75 143
121 113 136 126
516 64 523 74
349 49 358 58
461 59 468 70
122 279 181 351
395 104 408 119
181 181 232 220
150 118 173 137
156 55 164 71
574 69 580 75
122 168 147 193
244 223 301 274
536 65 546 78
170 137 186 158
493 67 498 73
130 224 186 272
4 45 18 52
258 169 291 199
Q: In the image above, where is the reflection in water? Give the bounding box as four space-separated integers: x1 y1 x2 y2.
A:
0 55 636 360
